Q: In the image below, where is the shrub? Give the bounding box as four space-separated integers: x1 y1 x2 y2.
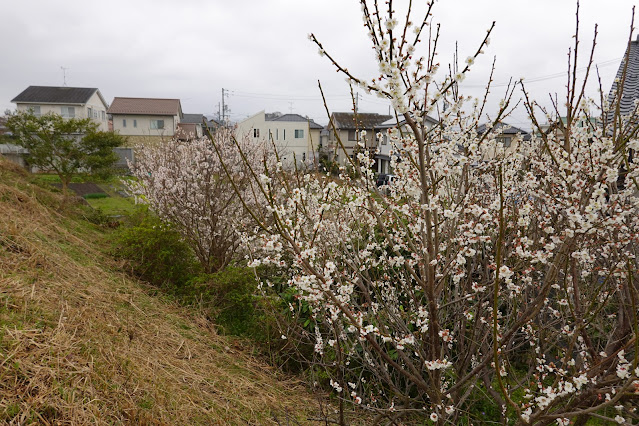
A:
181 267 261 336
112 208 200 288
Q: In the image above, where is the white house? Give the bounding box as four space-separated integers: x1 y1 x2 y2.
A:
236 111 323 167
11 86 109 131
108 97 183 144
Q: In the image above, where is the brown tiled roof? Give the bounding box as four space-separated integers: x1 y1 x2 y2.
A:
330 112 393 130
108 97 182 116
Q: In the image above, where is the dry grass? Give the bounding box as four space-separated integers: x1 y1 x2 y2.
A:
0 158 325 425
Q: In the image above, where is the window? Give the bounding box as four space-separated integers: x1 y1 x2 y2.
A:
276 129 279 140
133 119 137 128
31 106 41 117
87 107 93 118
123 119 127 128
101 111 106 121
283 129 286 140
348 130 357 141
151 120 165 130
93 110 98 119
61 106 75 118
253 128 260 138
497 137 512 148
295 129 304 138
382 135 388 145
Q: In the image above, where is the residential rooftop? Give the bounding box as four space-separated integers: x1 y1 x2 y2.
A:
107 97 182 116
329 112 393 129
608 34 639 118
477 122 532 140
266 113 323 129
181 113 205 124
11 86 102 105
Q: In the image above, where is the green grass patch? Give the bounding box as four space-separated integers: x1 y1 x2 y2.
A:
86 196 136 216
32 174 83 184
33 173 127 185
83 192 108 199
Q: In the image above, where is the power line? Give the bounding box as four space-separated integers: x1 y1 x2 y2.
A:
462 57 622 88
231 89 353 101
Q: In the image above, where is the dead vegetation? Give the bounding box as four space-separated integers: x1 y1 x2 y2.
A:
0 158 323 425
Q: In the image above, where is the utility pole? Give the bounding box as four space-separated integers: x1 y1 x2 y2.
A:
221 88 226 123
221 88 231 124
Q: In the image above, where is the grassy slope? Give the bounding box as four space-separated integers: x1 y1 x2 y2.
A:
0 159 318 424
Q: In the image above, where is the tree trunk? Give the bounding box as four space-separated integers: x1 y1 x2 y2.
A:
60 176 70 203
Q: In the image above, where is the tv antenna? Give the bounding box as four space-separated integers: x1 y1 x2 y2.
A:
60 66 69 86
288 101 294 114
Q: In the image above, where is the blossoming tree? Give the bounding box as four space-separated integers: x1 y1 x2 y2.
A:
226 1 639 424
127 128 271 273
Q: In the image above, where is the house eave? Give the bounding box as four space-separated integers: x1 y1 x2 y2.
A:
14 101 88 106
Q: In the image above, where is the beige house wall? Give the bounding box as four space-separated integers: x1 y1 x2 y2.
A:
236 111 319 167
111 115 178 138
480 136 522 161
326 127 378 165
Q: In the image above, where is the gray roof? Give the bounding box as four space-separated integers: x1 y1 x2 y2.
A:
330 112 393 130
181 113 205 124
11 86 100 105
204 118 222 128
477 122 531 140
266 113 323 129
377 114 439 128
608 35 639 118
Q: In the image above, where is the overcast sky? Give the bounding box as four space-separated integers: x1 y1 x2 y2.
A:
1 0 637 128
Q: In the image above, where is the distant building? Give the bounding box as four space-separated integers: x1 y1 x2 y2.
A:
374 115 438 175
108 97 183 144
11 86 109 131
607 34 639 120
324 112 392 166
236 111 323 167
177 113 205 140
0 116 8 135
477 122 531 160
202 117 223 138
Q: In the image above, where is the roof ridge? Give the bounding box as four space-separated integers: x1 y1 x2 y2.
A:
112 96 181 101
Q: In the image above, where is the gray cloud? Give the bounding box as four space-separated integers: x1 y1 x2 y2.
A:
1 0 636 127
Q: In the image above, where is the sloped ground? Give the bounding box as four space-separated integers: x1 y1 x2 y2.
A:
0 159 320 425
50 182 106 197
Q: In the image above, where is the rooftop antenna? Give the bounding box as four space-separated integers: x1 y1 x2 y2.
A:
288 101 294 114
60 66 69 86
